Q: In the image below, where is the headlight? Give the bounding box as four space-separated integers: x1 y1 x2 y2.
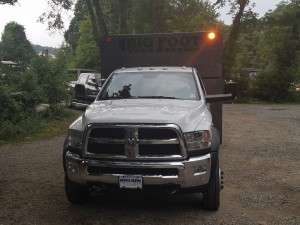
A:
66 129 84 149
184 130 212 152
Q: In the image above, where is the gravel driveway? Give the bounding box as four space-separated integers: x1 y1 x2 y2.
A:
1 104 299 225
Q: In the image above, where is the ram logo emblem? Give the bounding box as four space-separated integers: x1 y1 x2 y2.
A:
125 128 139 158
125 136 137 147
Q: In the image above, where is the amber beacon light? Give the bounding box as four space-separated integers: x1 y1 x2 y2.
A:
208 32 216 40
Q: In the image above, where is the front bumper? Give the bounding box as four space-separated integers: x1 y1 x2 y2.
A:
65 151 211 190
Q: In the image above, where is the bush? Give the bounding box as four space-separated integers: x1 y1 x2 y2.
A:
0 52 73 140
0 86 44 139
255 68 295 102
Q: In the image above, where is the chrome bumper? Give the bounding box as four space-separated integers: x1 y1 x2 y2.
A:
65 151 211 189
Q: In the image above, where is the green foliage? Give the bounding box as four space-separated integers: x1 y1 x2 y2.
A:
129 0 219 33
163 0 219 32
64 0 89 51
129 1 153 33
56 44 77 71
41 0 300 103
74 19 100 70
29 56 72 107
254 0 300 102
0 82 43 139
221 0 254 80
0 22 37 65
0 109 82 146
61 0 221 71
226 12 260 99
0 50 73 140
222 0 300 102
0 0 17 4
100 0 122 34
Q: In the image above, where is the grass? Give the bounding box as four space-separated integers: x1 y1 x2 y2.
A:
0 109 82 146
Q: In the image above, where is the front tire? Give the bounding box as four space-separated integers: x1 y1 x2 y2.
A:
65 175 90 204
203 160 221 210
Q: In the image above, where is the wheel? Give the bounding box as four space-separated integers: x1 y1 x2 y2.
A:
65 175 90 204
202 160 221 210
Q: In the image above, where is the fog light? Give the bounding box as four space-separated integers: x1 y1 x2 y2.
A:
194 165 207 176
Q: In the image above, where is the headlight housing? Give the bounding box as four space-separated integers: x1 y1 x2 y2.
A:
184 130 212 152
66 129 84 149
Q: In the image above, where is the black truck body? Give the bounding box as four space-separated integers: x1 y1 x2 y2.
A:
100 31 226 140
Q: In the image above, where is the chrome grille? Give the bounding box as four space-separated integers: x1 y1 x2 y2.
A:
87 166 178 176
83 124 186 160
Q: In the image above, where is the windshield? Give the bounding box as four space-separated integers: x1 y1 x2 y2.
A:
98 71 200 100
78 74 89 84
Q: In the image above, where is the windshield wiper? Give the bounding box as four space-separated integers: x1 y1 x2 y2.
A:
99 96 178 100
98 96 123 100
134 96 177 99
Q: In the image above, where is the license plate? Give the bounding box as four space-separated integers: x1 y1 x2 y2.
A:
119 175 143 189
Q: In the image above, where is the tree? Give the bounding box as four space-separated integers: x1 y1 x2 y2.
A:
74 19 100 69
38 0 74 30
39 0 221 75
39 0 108 50
0 22 37 65
42 0 220 51
64 0 89 51
117 0 131 33
0 0 17 4
214 0 255 79
129 0 165 33
255 0 300 101
163 0 219 32
228 11 260 99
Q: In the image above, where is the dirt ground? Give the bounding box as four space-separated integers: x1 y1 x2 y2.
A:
0 103 299 225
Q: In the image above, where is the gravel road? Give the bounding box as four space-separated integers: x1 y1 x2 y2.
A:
0 104 299 225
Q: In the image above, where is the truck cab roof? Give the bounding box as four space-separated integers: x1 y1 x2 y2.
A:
113 66 194 74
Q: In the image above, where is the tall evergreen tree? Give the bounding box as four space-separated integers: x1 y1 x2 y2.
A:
0 22 37 64
64 0 89 51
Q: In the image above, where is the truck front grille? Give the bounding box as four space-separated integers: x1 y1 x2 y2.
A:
84 124 186 160
87 166 178 176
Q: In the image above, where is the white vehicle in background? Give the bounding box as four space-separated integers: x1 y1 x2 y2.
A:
69 72 104 106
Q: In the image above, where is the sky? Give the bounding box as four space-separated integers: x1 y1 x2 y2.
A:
216 0 284 24
0 0 284 48
0 0 71 48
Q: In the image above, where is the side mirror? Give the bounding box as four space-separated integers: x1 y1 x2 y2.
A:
206 81 237 103
225 80 237 99
206 93 233 103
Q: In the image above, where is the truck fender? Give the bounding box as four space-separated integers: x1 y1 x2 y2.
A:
211 126 220 152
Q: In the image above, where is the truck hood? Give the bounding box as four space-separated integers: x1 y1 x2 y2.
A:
71 99 212 133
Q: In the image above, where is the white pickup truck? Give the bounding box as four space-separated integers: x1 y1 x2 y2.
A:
63 31 236 210
63 66 228 210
